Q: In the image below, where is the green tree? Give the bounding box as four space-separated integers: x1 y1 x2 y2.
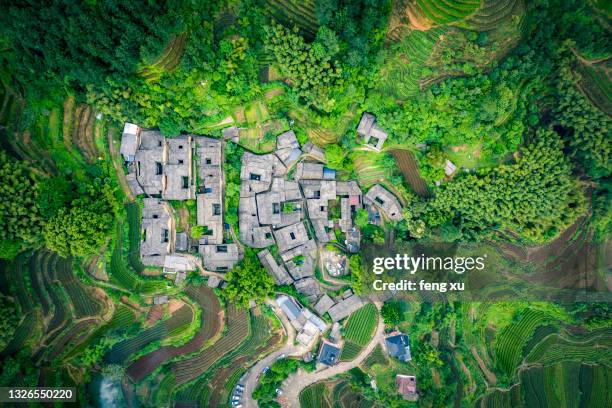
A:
381 301 402 326
253 358 299 405
0 296 19 352
36 177 74 218
354 208 369 229
264 24 342 111
372 228 385 245
349 254 364 295
325 144 347 170
552 55 611 178
223 250 274 307
0 151 42 255
426 129 586 243
1 0 184 94
43 182 118 257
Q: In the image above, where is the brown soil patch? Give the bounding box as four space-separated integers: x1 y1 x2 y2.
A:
470 346 497 385
178 207 190 236
390 149 430 197
142 268 163 277
265 88 284 100
168 299 185 314
456 352 476 394
431 367 442 388
431 330 440 348
233 107 246 123
121 295 146 313
407 3 432 30
126 286 223 383
145 305 164 326
93 287 114 321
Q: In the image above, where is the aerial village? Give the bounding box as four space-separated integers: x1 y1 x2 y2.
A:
119 112 418 401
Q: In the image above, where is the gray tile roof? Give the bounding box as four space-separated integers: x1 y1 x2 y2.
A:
294 162 324 180
120 123 139 161
357 112 388 151
258 249 293 285
240 152 286 196
311 219 335 243
135 130 165 197
163 254 196 273
276 295 302 321
141 198 173 267
286 254 315 280
273 222 309 253
164 136 194 200
364 184 403 221
357 112 375 137
126 172 144 196
276 130 300 150
280 239 317 262
314 294 335 316
199 243 242 272
294 277 321 303
303 141 326 162
327 295 365 322
366 124 388 151
239 196 275 248
275 130 302 167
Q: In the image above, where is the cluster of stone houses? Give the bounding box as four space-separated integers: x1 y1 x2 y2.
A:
120 123 242 277
239 130 374 320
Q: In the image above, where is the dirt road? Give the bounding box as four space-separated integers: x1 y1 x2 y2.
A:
280 304 385 407
242 300 308 408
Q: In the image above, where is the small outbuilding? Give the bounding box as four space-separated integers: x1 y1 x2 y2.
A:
396 375 418 401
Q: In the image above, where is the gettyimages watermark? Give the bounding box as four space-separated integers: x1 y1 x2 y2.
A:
371 254 486 293
359 242 611 303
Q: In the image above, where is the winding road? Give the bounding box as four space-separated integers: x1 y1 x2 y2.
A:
280 303 385 408
242 300 308 408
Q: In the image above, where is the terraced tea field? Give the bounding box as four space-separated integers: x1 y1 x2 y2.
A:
340 303 378 361
415 0 481 25
264 0 318 40
126 285 222 382
466 0 523 31
172 304 249 385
